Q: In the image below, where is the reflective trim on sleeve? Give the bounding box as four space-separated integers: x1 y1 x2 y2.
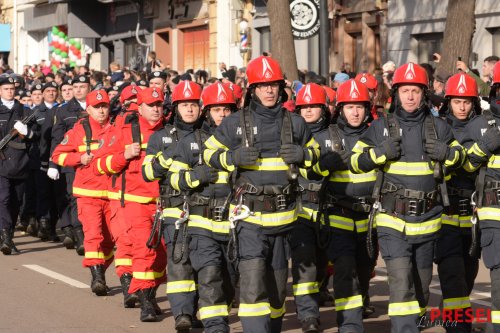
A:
58 153 68 166
96 158 105 175
170 160 190 173
488 155 500 169
105 155 117 174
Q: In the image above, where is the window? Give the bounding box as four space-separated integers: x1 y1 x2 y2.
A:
415 33 443 64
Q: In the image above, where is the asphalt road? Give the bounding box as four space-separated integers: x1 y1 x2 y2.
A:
0 231 494 333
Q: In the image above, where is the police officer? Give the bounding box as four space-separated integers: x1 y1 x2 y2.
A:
0 75 38 254
204 56 320 333
51 75 91 255
167 82 237 333
288 83 330 333
148 70 172 117
462 61 500 332
350 63 465 333
314 80 377 333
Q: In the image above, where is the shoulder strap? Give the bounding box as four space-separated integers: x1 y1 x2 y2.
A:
81 118 93 155
385 113 401 138
423 113 438 141
126 113 142 145
240 106 254 147
327 124 343 152
280 109 294 146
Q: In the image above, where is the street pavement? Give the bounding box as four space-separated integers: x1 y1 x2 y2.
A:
0 231 493 333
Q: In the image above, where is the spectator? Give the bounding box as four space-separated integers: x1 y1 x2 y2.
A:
109 62 123 85
456 55 498 97
144 51 164 74
333 72 349 89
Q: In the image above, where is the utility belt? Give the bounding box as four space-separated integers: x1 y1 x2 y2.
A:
325 194 372 213
381 181 438 217
238 182 297 213
483 179 500 207
443 187 474 216
159 185 184 208
187 193 229 222
301 183 322 204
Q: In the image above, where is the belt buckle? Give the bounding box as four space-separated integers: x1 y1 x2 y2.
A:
458 199 470 216
243 183 258 194
404 189 425 200
213 206 224 222
276 194 287 210
407 200 419 216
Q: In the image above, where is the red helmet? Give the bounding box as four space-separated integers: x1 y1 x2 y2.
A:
323 86 336 105
171 81 202 103
295 83 327 107
246 56 284 86
335 79 370 105
444 73 478 98
223 82 243 99
493 61 500 85
392 62 429 88
202 82 236 109
355 72 378 90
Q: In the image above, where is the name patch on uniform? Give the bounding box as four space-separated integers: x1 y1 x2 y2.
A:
325 139 331 148
162 136 172 144
190 142 199 150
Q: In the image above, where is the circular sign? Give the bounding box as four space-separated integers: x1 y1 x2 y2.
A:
290 0 320 40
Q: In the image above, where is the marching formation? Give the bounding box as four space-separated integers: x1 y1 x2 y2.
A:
0 55 499 333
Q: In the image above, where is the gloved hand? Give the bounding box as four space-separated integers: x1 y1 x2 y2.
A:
374 137 401 161
192 165 218 184
319 150 350 171
478 126 500 154
232 146 260 166
280 144 305 164
14 121 28 136
424 138 450 162
47 167 60 180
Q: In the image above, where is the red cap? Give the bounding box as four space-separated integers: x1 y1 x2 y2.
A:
223 82 243 99
120 85 139 104
137 87 164 105
355 73 378 90
86 89 110 107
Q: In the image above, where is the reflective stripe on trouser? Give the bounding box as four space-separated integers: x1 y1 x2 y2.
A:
189 234 237 333
290 220 327 322
76 197 114 268
125 202 167 294
480 226 500 333
108 200 133 277
164 221 197 318
237 225 289 333
378 231 435 333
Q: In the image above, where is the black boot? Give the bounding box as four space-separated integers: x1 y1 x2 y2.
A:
74 227 85 256
0 229 14 255
89 265 107 296
26 216 38 237
138 288 158 322
61 226 75 249
38 218 50 241
175 314 192 332
120 273 138 308
15 216 28 232
301 317 320 333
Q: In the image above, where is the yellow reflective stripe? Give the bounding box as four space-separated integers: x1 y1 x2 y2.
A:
270 303 286 319
488 155 500 169
133 270 165 280
144 163 158 181
204 135 228 150
96 158 105 175
443 297 471 310
298 206 318 221
469 143 487 158
350 153 363 174
303 137 320 167
188 215 230 234
228 205 297 227
203 149 217 166
170 173 181 191
388 301 421 316
238 302 271 317
77 143 100 152
442 214 472 228
85 251 114 260
335 295 363 311
199 305 229 320
121 192 156 204
375 213 405 232
329 214 355 231
215 171 229 184
384 161 433 176
107 191 120 200
293 282 319 296
73 187 108 198
115 258 132 266
355 219 369 233
158 154 172 169
220 151 235 172
463 158 479 172
105 155 117 174
58 153 68 166
170 160 189 173
420 307 427 316
376 213 441 235
329 170 377 183
492 310 500 324
186 171 200 188
444 140 463 167
369 148 386 165
163 207 182 218
166 280 196 293
352 140 370 154
312 162 328 177
241 157 289 171
477 207 500 221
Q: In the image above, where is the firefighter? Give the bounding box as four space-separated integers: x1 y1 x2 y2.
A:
288 83 330 333
355 72 384 121
50 75 91 255
141 80 203 331
93 87 167 322
51 90 115 295
462 61 500 332
0 75 38 255
203 56 320 333
167 81 237 333
113 85 139 127
313 79 377 332
350 62 465 333
434 72 481 333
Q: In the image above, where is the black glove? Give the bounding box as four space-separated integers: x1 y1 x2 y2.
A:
374 137 401 161
424 138 450 162
232 146 260 166
478 126 500 154
319 150 350 171
280 144 305 164
192 165 218 185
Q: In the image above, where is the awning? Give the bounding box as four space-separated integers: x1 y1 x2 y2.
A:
0 24 11 52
